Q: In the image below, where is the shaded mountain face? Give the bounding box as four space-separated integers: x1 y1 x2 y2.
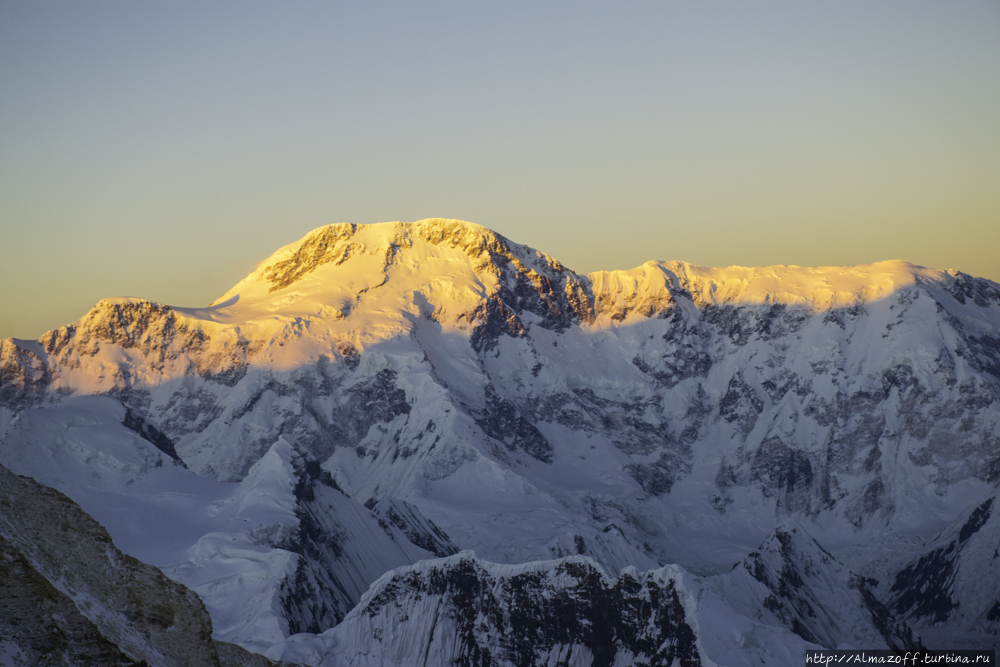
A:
2 218 999 663
0 463 290 667
725 526 917 652
269 527 919 667
314 553 703 667
0 532 143 667
878 495 1000 650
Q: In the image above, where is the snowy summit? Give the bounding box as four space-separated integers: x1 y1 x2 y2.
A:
2 219 1000 664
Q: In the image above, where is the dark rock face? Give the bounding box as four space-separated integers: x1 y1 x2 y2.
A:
263 224 360 292
474 384 553 463
720 371 764 436
468 296 527 353
281 451 370 635
890 545 959 624
632 308 713 388
887 498 996 627
959 498 993 543
857 584 921 652
738 527 917 651
964 332 1000 382
699 303 807 348
0 464 222 666
0 339 52 410
346 369 411 433
0 534 143 667
77 300 174 351
750 438 814 501
417 220 583 334
372 498 459 558
122 408 183 464
355 554 702 667
278 450 435 636
0 464 296 667
279 480 355 634
0 466 298 667
623 455 681 496
947 271 1000 309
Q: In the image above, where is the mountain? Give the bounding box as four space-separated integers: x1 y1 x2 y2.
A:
0 461 291 667
878 494 1000 650
2 218 999 664
267 526 916 666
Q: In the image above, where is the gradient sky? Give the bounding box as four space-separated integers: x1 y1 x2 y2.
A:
2 1 999 340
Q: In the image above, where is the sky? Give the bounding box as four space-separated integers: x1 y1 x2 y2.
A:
2 1 998 340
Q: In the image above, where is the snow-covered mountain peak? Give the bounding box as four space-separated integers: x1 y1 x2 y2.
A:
658 260 943 310
181 220 999 352
23 221 994 367
210 218 567 310
3 218 1000 663
224 220 942 313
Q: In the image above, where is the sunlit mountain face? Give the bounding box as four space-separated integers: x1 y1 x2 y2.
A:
2 219 999 665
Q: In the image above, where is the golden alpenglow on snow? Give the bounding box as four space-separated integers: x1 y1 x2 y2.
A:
3 219 1000 662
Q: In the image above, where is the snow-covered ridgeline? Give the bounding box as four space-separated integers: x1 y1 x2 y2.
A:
268 525 921 667
2 218 999 662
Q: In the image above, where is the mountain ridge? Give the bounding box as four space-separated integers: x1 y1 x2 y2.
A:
2 218 1000 662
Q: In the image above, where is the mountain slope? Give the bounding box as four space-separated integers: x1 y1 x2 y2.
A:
299 552 704 667
2 218 999 662
878 494 1000 649
267 525 921 666
0 462 296 667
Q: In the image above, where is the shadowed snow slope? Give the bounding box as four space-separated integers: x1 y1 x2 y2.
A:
877 494 1000 650
2 219 999 663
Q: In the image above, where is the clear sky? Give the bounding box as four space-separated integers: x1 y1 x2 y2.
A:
2 1 999 340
